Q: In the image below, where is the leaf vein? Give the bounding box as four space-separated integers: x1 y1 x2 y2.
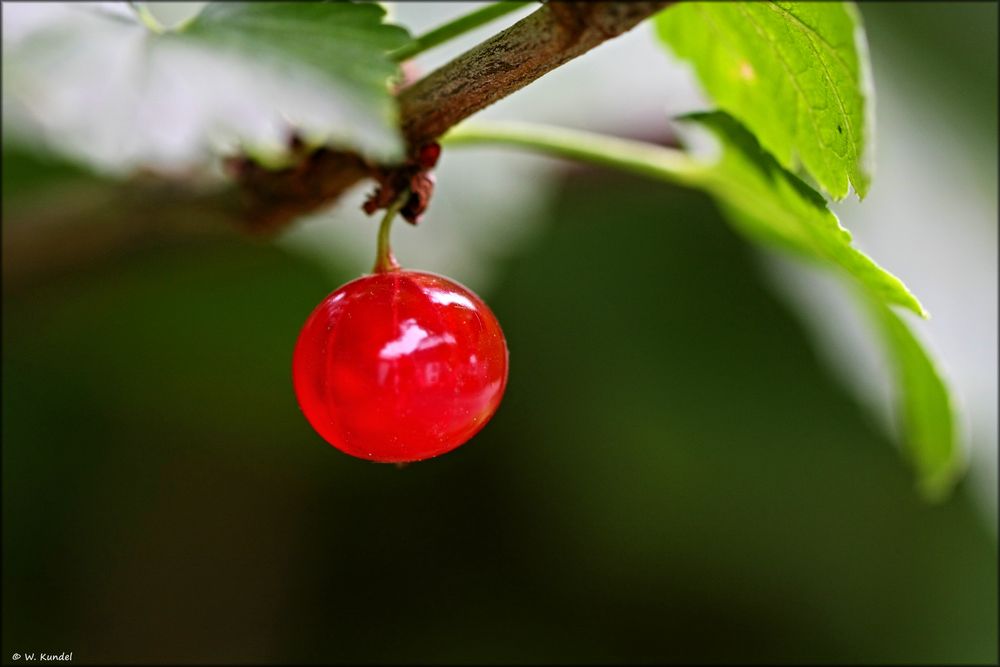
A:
764 2 860 170
735 5 829 159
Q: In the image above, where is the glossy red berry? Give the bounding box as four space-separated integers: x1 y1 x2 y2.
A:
292 270 509 463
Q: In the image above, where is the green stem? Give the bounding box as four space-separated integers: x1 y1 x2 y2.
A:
373 190 410 274
441 121 709 187
389 2 534 63
129 2 166 34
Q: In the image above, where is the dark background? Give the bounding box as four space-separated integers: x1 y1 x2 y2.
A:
2 3 997 664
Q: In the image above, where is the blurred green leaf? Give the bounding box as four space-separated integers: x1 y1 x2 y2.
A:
2 2 409 172
656 1 873 200
867 299 962 501
687 112 924 317
1 145 95 203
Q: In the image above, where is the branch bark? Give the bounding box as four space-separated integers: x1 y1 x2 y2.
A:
222 1 671 231
5 1 672 285
400 2 671 147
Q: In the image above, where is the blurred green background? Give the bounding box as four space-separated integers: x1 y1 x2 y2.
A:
2 2 997 664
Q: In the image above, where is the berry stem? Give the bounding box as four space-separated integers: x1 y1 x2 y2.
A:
440 121 708 186
373 189 411 274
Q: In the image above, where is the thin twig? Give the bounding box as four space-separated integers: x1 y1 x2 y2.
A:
388 2 535 63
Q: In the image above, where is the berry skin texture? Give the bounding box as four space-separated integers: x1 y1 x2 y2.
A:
292 270 509 463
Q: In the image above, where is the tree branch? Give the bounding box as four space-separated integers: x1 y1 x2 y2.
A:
231 0 671 231
399 1 670 146
6 1 673 285
83 2 669 237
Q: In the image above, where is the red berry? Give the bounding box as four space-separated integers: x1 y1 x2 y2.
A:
292 270 508 463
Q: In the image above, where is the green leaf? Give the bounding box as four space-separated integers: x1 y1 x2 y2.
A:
686 112 958 497
866 299 962 501
656 1 873 200
685 112 923 318
2 2 410 172
443 117 955 497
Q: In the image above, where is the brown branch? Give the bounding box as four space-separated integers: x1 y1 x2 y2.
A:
400 1 671 147
227 146 372 232
233 0 671 231
5 1 672 285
